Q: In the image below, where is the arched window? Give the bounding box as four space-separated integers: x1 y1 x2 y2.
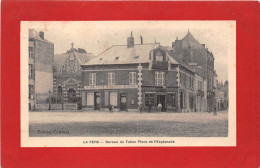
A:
58 86 62 94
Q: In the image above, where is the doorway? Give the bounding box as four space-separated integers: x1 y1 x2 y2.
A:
68 88 76 103
94 92 101 110
120 93 127 111
157 95 166 112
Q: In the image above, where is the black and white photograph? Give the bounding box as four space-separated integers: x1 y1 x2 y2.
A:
21 21 236 147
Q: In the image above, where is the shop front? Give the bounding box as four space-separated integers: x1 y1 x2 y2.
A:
142 86 178 112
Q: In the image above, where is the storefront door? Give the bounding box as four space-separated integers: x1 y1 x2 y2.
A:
157 95 166 112
94 92 100 110
120 94 127 111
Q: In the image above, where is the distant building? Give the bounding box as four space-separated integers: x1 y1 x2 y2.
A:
215 80 229 111
28 29 54 111
81 32 197 112
53 43 94 108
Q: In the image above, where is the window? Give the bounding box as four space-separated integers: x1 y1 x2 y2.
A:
29 85 34 99
89 73 96 86
145 93 155 107
179 72 182 87
156 51 163 63
109 91 117 106
29 47 34 58
108 73 115 85
155 72 165 86
58 86 62 94
129 72 136 85
87 92 94 106
167 93 176 107
29 64 34 79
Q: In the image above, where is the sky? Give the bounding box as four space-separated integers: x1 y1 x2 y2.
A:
27 21 235 82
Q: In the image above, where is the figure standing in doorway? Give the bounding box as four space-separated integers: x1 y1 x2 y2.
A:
158 102 162 113
148 101 152 113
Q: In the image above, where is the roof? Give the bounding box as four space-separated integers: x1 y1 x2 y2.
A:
170 31 214 70
84 43 160 66
167 50 194 72
54 48 94 70
29 29 53 43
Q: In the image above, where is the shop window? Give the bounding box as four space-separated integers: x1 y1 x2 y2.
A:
145 93 155 107
109 91 117 106
167 93 176 107
87 92 94 106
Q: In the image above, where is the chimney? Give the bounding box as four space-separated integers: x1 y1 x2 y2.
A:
140 35 143 44
202 44 205 48
39 31 44 39
127 31 134 48
172 42 175 48
175 39 182 55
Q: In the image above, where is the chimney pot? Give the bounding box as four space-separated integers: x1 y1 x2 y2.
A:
127 31 134 48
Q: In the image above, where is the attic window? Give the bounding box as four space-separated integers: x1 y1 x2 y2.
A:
115 56 119 60
99 58 103 61
135 55 139 59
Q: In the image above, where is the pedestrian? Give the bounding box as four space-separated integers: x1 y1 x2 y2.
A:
111 105 114 112
213 106 217 116
158 102 162 113
148 101 152 113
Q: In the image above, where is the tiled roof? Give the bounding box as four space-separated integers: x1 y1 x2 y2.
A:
84 43 160 65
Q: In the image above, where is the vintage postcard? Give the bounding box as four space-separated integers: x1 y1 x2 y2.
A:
20 21 236 147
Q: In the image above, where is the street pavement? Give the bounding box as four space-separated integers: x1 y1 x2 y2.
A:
29 110 228 137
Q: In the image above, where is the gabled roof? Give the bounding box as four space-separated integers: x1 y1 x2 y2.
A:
150 46 179 64
54 48 94 71
171 31 213 70
84 43 160 66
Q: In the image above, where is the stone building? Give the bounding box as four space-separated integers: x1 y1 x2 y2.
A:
53 43 94 109
28 29 54 111
171 31 215 111
81 32 196 112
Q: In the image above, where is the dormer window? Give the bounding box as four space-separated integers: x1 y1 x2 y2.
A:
156 51 163 63
115 56 119 60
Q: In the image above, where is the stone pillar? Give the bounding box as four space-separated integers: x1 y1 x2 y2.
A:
137 64 143 108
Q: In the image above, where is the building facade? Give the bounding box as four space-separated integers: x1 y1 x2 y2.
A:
171 31 215 111
28 29 54 111
53 44 94 109
81 32 198 112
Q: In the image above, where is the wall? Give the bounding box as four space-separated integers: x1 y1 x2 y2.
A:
34 39 54 94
